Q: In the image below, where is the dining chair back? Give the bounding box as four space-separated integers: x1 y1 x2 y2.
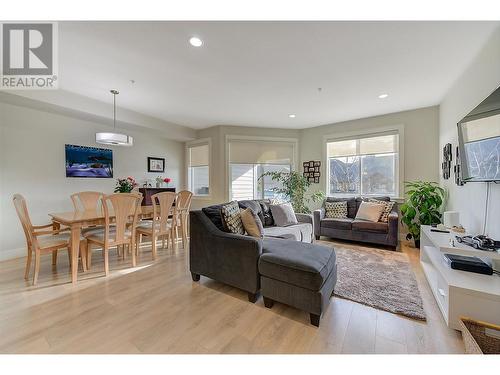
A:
13 194 35 249
151 192 177 235
175 190 193 249
71 191 103 211
102 193 142 244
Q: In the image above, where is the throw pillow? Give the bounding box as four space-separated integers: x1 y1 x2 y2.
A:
259 201 275 227
221 201 245 235
202 204 225 231
355 201 385 222
368 198 395 223
270 203 298 227
325 201 348 218
240 208 264 238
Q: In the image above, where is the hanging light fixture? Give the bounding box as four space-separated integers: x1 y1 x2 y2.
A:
96 90 133 146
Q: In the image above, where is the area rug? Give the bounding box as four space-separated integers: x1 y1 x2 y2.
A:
332 246 426 321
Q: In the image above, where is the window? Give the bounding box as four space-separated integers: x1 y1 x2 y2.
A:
187 142 210 196
230 163 291 201
227 138 296 201
326 133 399 197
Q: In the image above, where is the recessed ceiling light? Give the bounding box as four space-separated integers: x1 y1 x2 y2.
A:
189 37 203 47
378 93 389 99
288 114 296 118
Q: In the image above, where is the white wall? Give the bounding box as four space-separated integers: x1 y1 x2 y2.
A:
0 102 185 260
439 26 500 239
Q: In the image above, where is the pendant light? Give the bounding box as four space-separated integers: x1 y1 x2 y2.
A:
96 90 133 146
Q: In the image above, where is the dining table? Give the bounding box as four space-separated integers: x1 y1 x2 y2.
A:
48 205 155 284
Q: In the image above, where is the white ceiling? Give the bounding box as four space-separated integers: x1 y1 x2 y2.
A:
58 21 499 130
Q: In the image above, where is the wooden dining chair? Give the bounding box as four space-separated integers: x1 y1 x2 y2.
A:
175 190 193 249
83 193 142 276
13 194 87 285
71 191 103 211
136 192 176 260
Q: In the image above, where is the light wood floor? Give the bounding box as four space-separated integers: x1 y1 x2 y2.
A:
0 239 464 354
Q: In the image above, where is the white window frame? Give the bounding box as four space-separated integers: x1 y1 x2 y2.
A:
186 138 212 199
225 135 299 201
323 125 405 200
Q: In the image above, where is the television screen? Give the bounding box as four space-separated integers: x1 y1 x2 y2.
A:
458 86 500 182
65 144 113 178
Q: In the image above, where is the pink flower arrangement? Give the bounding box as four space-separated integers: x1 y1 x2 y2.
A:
163 177 171 184
114 176 138 193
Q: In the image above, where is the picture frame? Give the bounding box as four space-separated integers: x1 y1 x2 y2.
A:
314 177 320 183
147 157 165 172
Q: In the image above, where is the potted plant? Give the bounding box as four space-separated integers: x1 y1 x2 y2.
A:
400 181 446 248
114 176 137 193
163 177 172 187
259 170 325 213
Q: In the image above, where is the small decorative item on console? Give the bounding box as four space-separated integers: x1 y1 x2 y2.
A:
455 235 500 251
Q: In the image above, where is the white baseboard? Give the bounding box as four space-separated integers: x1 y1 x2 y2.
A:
0 247 26 261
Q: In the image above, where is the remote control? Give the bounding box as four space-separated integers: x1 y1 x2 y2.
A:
431 229 450 233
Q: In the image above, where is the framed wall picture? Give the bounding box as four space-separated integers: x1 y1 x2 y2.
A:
303 160 321 183
147 157 165 172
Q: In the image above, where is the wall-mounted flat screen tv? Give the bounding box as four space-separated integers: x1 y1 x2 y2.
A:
457 85 500 182
65 144 113 178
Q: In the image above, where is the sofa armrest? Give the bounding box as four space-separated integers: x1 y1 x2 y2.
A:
189 210 263 293
313 208 325 237
295 213 313 225
387 211 399 248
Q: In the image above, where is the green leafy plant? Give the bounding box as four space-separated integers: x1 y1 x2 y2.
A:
400 181 445 243
114 176 137 193
259 170 325 213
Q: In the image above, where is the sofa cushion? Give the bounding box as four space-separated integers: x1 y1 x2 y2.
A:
270 203 298 227
325 201 348 219
367 198 395 223
321 217 353 230
352 219 388 233
202 204 225 231
260 238 336 291
240 208 264 238
221 201 245 235
238 200 265 224
355 201 385 222
259 200 275 227
263 223 312 242
326 197 357 218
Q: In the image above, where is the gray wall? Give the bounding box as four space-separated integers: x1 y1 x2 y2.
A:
0 102 185 260
439 26 500 238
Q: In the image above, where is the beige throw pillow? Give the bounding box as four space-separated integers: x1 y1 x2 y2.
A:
368 198 395 223
355 201 385 222
240 208 264 238
325 201 348 218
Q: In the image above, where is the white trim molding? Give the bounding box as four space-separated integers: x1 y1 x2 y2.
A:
322 124 405 200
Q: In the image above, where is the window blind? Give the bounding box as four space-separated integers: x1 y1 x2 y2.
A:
327 133 398 158
228 140 294 165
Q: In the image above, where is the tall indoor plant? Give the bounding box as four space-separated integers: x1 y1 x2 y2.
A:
400 181 446 247
259 170 325 213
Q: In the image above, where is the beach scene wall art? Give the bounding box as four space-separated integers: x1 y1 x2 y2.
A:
65 144 113 178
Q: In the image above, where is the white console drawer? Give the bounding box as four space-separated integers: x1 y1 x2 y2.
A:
435 273 449 318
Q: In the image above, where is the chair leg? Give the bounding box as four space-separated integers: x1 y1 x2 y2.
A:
86 242 92 270
24 250 32 280
131 241 136 267
67 247 72 271
103 247 109 276
52 250 58 266
33 249 41 285
80 241 88 272
162 237 166 249
123 244 127 260
171 228 176 250
152 235 157 260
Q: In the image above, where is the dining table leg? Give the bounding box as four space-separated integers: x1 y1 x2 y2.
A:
70 224 81 284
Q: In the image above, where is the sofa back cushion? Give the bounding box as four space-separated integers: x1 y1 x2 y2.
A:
326 197 357 218
202 204 225 231
367 198 395 223
238 200 265 225
270 203 298 227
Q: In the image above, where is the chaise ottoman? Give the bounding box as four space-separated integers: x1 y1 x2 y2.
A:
258 238 337 327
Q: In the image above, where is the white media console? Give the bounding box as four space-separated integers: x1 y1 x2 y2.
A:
420 225 500 330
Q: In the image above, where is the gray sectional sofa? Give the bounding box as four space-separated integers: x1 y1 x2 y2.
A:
313 196 398 249
189 199 337 326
